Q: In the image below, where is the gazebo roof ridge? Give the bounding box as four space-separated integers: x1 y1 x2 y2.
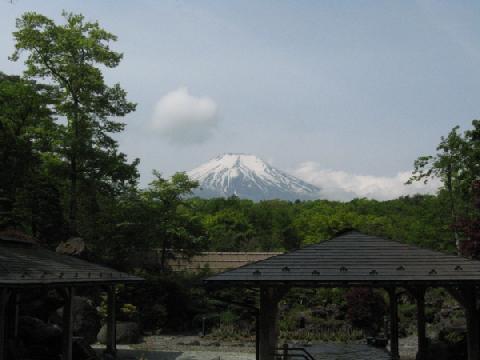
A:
342 230 469 261
203 230 347 279
204 230 480 286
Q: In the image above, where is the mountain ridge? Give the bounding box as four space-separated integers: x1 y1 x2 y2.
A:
187 153 321 201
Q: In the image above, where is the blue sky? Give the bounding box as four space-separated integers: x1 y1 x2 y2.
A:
1 1 479 199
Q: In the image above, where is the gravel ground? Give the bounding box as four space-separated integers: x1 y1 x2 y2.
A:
93 335 256 360
398 335 418 360
94 347 255 360
93 334 418 360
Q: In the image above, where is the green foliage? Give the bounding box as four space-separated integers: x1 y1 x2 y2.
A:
0 72 68 242
409 120 480 249
190 195 454 252
143 172 204 265
97 287 139 323
11 11 138 234
218 310 240 327
121 271 210 332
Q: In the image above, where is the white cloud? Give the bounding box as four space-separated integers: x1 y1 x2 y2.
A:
152 87 219 144
294 161 441 201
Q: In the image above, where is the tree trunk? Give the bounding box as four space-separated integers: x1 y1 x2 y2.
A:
68 106 80 236
160 238 168 272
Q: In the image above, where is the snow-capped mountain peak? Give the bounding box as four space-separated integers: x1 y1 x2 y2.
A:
187 153 321 201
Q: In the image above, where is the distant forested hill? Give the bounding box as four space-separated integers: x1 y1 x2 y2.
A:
189 194 455 253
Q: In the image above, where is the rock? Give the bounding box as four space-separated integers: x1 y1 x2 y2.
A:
97 321 141 344
56 237 86 256
55 296 100 344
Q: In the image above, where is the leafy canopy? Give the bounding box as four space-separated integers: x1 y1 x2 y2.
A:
10 11 138 233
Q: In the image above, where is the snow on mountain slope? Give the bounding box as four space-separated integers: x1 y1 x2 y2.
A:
187 154 321 201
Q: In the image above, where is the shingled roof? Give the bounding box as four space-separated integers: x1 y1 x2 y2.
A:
0 233 142 287
205 231 480 287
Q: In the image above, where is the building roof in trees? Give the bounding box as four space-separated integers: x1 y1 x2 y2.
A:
0 233 143 287
204 231 480 287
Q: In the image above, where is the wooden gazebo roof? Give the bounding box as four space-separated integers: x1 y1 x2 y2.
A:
205 231 480 287
0 233 142 287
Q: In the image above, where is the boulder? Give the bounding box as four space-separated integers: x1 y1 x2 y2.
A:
56 237 86 256
97 321 141 344
55 296 101 344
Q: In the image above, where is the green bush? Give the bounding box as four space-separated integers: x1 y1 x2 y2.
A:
219 310 240 325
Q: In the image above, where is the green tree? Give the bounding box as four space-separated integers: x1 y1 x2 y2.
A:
93 172 204 270
409 120 480 248
0 72 67 241
203 208 254 251
11 11 138 235
143 172 204 270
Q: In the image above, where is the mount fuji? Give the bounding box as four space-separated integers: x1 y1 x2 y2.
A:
187 153 321 201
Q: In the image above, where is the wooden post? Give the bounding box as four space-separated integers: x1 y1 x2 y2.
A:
413 288 427 360
62 287 74 360
105 286 117 357
255 311 260 360
259 287 282 360
6 291 19 339
282 343 289 360
0 289 11 360
462 286 479 360
388 288 400 360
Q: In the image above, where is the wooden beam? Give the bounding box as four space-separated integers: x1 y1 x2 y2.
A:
387 287 400 360
0 289 11 360
462 286 479 360
61 287 74 360
105 286 117 358
259 287 284 360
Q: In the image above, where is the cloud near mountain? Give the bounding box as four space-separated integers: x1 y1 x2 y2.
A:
293 161 441 201
151 87 219 144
